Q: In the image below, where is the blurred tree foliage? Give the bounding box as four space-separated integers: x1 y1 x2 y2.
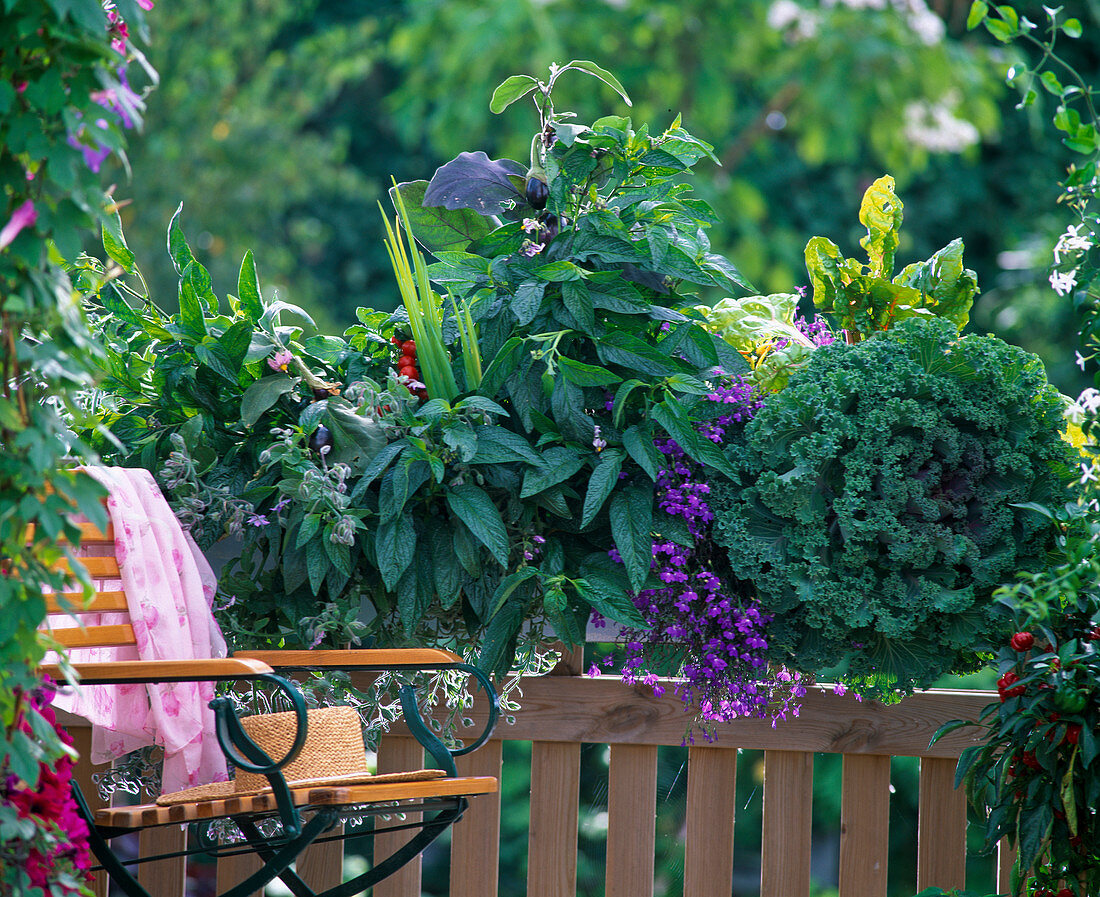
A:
109 0 1097 393
105 3 1099 894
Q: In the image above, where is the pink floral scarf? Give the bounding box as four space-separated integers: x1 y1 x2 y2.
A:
50 467 229 794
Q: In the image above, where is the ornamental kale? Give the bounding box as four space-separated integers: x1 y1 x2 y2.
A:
711 316 1077 698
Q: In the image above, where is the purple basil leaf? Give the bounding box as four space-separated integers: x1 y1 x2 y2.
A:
423 152 527 217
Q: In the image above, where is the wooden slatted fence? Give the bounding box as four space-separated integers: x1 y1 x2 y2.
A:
71 672 1006 897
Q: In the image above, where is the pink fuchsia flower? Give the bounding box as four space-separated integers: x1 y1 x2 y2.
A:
267 349 293 372
0 200 36 250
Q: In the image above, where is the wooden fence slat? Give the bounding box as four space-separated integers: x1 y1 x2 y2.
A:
429 677 989 755
295 824 344 893
137 827 186 896
997 838 1016 894
450 739 503 897
528 741 581 897
606 743 658 897
839 753 891 897
760 750 814 897
374 735 425 897
684 747 737 897
917 756 968 892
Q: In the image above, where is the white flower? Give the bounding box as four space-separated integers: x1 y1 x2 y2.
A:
1053 223 1094 265
903 98 980 153
1077 351 1088 371
1077 388 1100 415
1080 462 1099 485
901 0 945 45
1050 269 1079 297
767 0 821 38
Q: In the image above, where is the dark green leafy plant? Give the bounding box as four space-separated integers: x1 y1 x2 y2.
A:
932 558 1099 897
711 315 1076 698
78 207 388 648
1 0 150 816
82 67 757 684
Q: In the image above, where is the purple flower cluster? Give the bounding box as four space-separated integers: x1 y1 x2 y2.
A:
598 376 808 737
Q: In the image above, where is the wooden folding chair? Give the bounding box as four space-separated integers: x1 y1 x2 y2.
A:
37 514 500 897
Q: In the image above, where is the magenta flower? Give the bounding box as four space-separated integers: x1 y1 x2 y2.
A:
267 349 293 372
0 200 36 250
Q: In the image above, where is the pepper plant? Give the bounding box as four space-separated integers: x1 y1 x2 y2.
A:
924 6 1100 895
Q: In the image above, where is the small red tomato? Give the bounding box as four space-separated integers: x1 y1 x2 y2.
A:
1020 750 1040 770
1086 626 1100 642
399 369 419 382
1056 889 1074 897
401 340 416 355
1065 724 1082 745
1010 631 1034 651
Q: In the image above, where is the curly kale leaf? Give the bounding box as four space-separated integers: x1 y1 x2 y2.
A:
711 316 1077 698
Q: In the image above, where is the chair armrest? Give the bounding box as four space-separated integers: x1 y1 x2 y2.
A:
232 648 462 671
234 648 500 775
40 657 275 685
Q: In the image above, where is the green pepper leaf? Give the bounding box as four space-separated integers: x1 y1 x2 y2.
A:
581 448 625 528
609 483 653 591
447 483 510 567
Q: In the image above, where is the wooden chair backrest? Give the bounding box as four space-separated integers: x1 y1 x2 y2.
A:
35 513 136 652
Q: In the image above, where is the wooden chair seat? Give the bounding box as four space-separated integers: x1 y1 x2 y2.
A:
95 776 499 830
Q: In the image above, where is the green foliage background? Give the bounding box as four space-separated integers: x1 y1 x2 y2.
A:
107 0 1097 396
78 2 1098 894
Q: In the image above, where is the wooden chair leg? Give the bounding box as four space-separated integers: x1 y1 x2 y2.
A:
137 827 186 897
215 845 263 896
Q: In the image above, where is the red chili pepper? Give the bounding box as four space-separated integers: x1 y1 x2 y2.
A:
998 671 1026 699
1010 631 1034 651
